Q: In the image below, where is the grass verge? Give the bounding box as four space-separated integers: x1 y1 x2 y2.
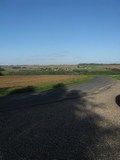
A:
0 75 93 96
111 75 120 80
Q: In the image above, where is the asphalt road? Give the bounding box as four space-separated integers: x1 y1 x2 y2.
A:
68 76 115 93
0 76 117 160
0 76 115 111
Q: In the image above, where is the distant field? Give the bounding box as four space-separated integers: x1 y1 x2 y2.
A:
1 64 120 76
0 75 93 96
1 63 120 96
0 75 89 88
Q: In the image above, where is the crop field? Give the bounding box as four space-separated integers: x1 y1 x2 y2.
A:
0 75 89 88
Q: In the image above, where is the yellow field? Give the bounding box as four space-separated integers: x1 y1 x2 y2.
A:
0 75 87 88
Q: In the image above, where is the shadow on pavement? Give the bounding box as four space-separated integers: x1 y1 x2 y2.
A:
0 86 86 112
0 86 120 160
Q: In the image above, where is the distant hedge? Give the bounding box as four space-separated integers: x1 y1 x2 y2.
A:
3 68 120 76
7 69 74 75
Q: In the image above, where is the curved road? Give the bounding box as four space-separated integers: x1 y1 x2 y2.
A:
0 76 115 110
0 76 118 160
68 76 115 93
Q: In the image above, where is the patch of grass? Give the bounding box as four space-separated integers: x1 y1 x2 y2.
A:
0 87 10 96
63 75 93 85
73 69 120 75
0 75 93 96
35 75 93 91
111 75 120 80
53 83 65 88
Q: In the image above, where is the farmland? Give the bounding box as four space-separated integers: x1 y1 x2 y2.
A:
0 64 120 96
1 64 120 75
0 75 91 88
0 75 92 96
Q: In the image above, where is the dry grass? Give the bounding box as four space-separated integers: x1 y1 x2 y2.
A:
0 75 87 88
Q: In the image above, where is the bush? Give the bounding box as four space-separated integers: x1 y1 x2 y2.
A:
0 72 3 76
53 83 65 88
0 67 5 71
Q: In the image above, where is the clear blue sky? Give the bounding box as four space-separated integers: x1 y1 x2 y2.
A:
0 0 120 65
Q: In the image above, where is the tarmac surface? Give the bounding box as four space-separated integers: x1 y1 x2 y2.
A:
0 76 119 160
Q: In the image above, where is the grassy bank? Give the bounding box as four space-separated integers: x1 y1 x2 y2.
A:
111 75 120 80
0 75 93 96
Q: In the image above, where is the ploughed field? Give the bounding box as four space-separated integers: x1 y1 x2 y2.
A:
0 75 87 88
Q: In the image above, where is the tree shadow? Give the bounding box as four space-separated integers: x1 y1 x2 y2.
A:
0 83 69 96
0 86 36 96
0 86 120 160
7 86 35 95
0 85 86 112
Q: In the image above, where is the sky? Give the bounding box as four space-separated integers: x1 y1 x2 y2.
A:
0 0 120 65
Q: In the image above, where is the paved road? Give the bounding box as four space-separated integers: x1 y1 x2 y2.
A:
0 76 115 111
0 76 117 160
68 76 115 93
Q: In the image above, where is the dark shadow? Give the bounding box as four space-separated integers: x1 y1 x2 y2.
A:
115 95 120 106
0 72 3 76
0 87 120 160
0 86 36 96
0 83 66 96
0 86 85 112
8 86 35 95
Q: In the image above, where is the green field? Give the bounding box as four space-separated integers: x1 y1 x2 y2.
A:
1 64 120 76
